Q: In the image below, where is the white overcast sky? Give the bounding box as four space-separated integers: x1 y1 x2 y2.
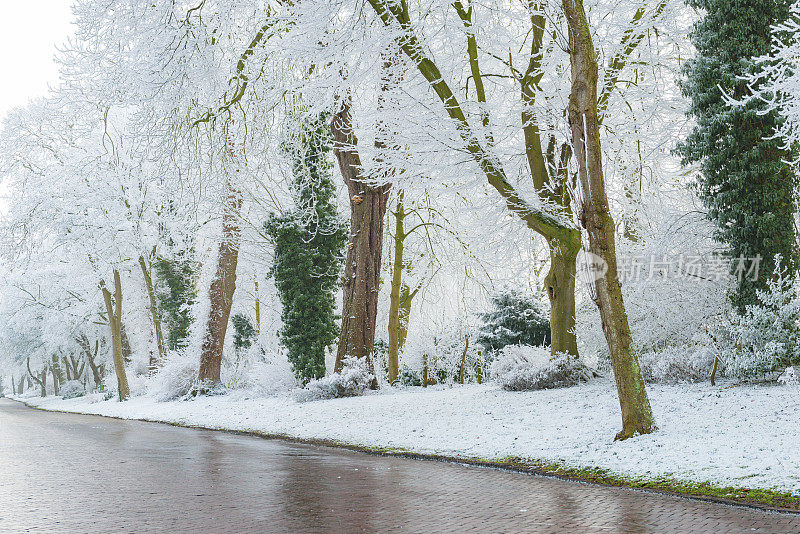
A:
0 1 75 122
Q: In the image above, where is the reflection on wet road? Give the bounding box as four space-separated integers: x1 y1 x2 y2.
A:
0 399 797 533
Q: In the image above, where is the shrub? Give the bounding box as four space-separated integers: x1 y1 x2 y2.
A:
293 356 374 402
491 345 595 391
145 350 198 401
401 318 481 385
372 339 389 382
223 338 298 396
576 249 730 364
778 366 798 385
232 313 257 354
723 258 800 378
154 255 198 350
478 288 550 353
246 358 298 396
637 346 716 383
60 380 85 399
397 365 422 387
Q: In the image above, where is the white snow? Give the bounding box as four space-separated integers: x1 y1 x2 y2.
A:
16 379 800 493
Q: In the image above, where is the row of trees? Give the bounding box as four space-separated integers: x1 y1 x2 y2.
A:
1 0 797 440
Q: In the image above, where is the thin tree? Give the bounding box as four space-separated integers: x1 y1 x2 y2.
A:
366 0 658 437
101 270 130 400
561 0 655 439
26 357 47 397
140 255 166 370
193 23 272 386
364 0 664 359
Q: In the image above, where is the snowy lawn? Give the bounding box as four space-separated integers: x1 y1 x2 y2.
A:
15 379 800 494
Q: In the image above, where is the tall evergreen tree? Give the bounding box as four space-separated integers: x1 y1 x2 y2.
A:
265 114 347 383
678 0 798 311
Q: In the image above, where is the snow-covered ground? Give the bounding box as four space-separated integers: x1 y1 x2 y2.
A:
14 379 800 494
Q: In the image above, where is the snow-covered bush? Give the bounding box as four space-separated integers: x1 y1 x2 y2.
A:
231 313 257 355
401 317 482 385
491 345 595 391
723 260 800 378
247 358 297 395
372 339 389 383
778 366 798 385
145 350 198 401
397 364 423 386
578 258 729 365
293 356 374 402
224 340 297 396
477 288 550 353
60 380 86 399
638 345 717 383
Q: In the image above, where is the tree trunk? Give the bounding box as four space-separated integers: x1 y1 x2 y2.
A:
62 355 72 382
27 357 46 397
397 284 416 351
545 232 581 356
140 255 166 370
79 334 103 388
50 357 61 396
198 143 244 385
710 356 719 386
387 191 421 384
254 280 261 335
68 354 85 382
11 376 15 396
562 0 655 440
102 270 130 400
120 323 133 364
459 334 469 384
331 97 389 387
387 191 407 384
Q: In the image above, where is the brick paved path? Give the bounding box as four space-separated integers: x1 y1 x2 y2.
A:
0 399 797 533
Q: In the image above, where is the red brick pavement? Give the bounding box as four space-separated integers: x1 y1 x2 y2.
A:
1 399 797 533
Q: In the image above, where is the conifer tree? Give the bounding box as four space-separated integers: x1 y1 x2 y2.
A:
265 114 347 383
678 0 798 310
477 288 551 354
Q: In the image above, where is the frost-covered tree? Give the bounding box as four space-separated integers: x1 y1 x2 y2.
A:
0 0 714 437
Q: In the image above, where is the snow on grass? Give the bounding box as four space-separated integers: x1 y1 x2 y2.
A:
17 378 800 493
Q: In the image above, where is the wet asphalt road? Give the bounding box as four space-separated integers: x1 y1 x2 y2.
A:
0 398 798 533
